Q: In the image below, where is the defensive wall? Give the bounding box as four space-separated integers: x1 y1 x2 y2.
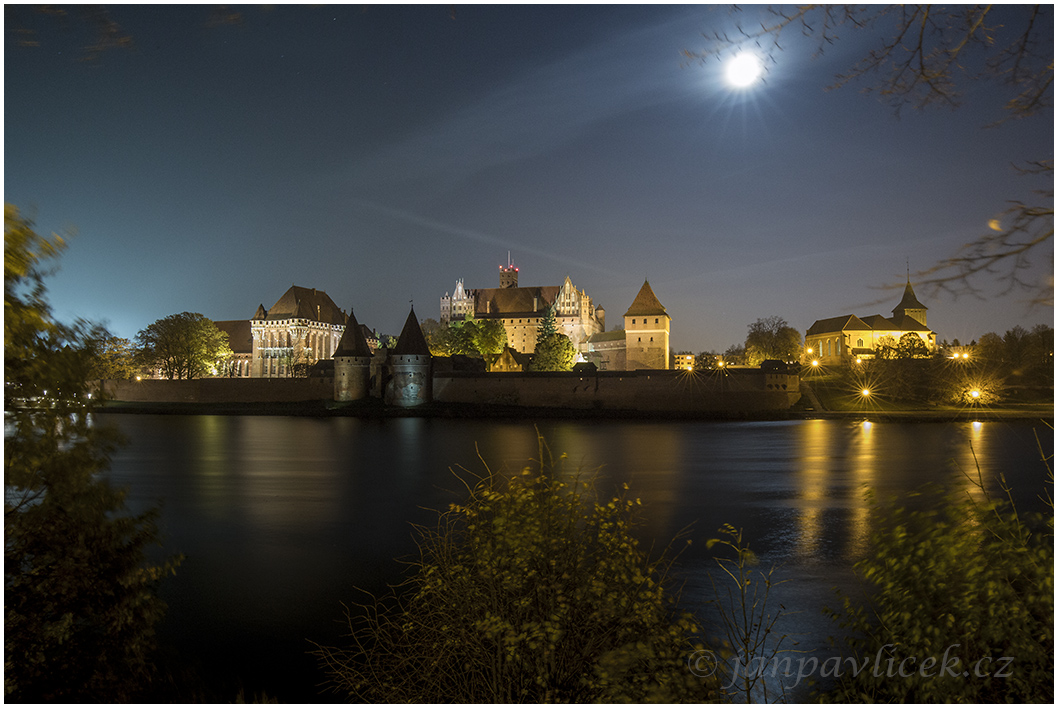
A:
100 368 800 413
100 377 334 404
434 369 799 412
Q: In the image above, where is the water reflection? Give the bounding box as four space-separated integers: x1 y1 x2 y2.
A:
794 419 830 560
93 414 1052 702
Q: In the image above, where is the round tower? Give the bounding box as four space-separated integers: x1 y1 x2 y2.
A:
385 307 432 407
333 309 373 402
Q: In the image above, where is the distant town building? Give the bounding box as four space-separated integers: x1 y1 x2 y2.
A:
674 353 695 371
805 280 937 364
439 258 604 355
585 280 672 371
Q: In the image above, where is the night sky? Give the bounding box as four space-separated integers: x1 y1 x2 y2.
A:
5 5 1053 352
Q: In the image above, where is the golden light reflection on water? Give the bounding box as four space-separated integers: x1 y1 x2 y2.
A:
794 419 830 559
847 420 876 558
792 419 1018 563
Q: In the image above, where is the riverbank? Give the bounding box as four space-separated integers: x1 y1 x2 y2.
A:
98 398 1053 423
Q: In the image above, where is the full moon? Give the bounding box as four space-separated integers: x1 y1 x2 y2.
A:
725 52 762 87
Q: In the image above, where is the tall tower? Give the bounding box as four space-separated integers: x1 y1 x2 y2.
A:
333 308 373 402
385 307 432 407
623 280 671 370
499 252 518 288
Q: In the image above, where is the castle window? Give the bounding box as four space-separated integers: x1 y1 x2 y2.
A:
632 319 636 324
655 318 659 324
857 338 864 348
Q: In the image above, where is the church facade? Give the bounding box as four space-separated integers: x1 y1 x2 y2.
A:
439 260 605 355
805 281 937 365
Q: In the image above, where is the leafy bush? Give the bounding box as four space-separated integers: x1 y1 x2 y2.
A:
817 454 1053 702
5 204 182 701
314 438 719 702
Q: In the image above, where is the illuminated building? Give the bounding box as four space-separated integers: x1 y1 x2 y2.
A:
439 257 605 355
804 279 937 365
243 285 368 378
585 280 672 371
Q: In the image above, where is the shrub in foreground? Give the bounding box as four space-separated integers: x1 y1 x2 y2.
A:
314 438 719 702
817 468 1053 702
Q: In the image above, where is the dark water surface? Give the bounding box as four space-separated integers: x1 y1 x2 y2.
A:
96 414 1053 701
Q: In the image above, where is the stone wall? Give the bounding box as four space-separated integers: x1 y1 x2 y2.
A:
434 369 800 412
98 368 800 412
100 378 333 403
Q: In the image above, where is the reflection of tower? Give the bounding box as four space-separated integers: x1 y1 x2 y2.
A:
499 252 518 288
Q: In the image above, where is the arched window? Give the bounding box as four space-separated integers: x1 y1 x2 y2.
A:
857 338 864 348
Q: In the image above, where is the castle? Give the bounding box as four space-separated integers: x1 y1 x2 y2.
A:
440 257 605 355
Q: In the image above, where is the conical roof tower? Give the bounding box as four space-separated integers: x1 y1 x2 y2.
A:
391 307 431 356
333 309 372 358
386 306 432 407
624 280 668 317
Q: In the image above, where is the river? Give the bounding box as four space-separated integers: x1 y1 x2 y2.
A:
96 413 1052 701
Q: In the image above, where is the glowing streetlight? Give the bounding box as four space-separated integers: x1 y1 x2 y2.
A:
970 389 981 399
861 388 871 397
811 360 820 367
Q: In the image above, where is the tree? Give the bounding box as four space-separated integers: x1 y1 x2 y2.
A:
723 343 746 365
895 332 929 359
89 334 139 380
136 312 232 379
469 317 508 355
531 332 577 372
314 437 721 702
537 302 558 341
744 316 802 365
689 5 1053 306
818 483 1052 702
4 204 181 702
695 350 720 370
874 334 899 360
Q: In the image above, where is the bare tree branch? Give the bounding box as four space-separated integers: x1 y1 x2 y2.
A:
686 5 1054 307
